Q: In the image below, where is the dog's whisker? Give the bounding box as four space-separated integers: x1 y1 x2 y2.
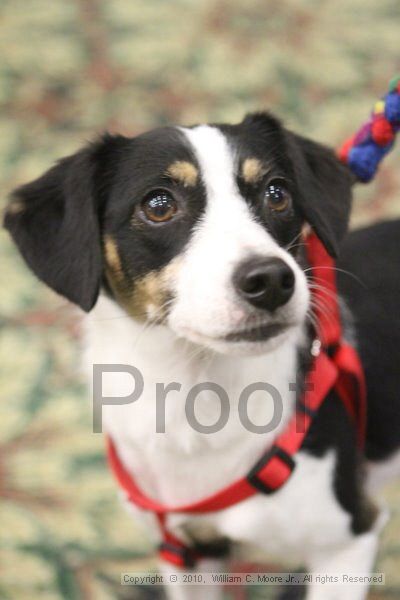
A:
309 306 336 331
308 283 339 302
285 231 304 252
287 242 306 253
307 278 339 294
130 299 176 349
309 296 336 321
306 310 319 332
304 265 365 287
310 295 336 314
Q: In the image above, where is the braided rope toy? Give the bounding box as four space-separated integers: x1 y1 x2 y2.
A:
338 75 400 182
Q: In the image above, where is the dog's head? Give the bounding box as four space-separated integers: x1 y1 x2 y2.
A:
4 112 353 355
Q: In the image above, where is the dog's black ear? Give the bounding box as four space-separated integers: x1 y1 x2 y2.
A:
4 141 109 311
288 132 355 257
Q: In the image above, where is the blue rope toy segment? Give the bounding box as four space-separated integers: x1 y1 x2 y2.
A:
338 75 400 182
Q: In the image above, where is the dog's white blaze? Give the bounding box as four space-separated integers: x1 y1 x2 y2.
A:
182 125 238 198
181 124 276 251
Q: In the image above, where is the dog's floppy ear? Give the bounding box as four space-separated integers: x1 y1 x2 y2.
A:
4 141 108 311
288 132 355 257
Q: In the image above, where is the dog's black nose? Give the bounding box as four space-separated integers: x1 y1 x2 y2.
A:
233 257 295 311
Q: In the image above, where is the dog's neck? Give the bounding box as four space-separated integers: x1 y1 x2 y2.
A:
85 295 307 504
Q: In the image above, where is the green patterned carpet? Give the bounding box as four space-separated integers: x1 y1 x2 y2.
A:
0 1 399 598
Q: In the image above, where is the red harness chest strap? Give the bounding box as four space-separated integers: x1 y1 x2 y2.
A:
106 350 336 512
105 232 367 568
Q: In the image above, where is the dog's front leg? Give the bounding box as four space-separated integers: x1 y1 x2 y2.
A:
160 558 225 600
305 521 383 600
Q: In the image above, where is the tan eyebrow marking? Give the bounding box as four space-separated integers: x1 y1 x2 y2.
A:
165 160 198 187
241 158 267 184
103 235 123 281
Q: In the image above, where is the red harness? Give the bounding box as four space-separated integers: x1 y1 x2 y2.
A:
106 232 366 568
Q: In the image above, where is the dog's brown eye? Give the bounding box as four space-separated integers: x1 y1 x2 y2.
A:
264 181 291 212
141 191 178 223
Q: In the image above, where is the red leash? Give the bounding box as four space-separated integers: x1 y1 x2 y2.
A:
106 232 366 568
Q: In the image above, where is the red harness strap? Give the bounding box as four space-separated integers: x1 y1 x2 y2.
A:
305 233 366 446
105 232 366 568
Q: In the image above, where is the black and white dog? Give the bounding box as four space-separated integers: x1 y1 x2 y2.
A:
4 112 400 600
